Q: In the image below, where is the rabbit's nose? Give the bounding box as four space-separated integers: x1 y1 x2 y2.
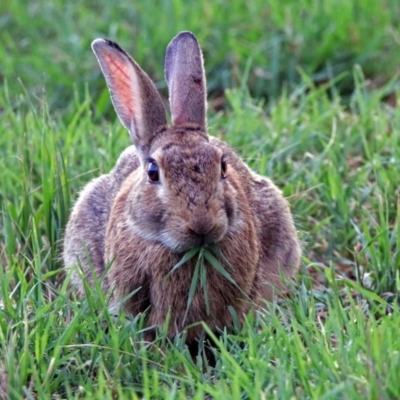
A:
187 219 216 238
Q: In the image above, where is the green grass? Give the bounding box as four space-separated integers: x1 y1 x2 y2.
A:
2 0 400 108
1 0 400 398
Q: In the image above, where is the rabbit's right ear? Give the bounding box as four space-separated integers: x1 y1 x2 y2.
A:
165 32 207 130
92 39 167 155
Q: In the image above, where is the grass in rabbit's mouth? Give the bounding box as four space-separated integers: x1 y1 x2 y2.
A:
166 244 245 323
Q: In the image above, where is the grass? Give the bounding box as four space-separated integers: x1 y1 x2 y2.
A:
2 0 400 108
1 0 400 398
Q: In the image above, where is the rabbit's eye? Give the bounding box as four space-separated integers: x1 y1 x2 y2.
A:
221 159 227 179
147 162 159 182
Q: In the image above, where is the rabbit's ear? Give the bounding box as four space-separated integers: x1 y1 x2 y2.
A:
165 32 207 130
92 39 167 155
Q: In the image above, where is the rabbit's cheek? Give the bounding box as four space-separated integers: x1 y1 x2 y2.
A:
124 194 167 242
160 232 190 252
224 194 237 224
220 182 239 227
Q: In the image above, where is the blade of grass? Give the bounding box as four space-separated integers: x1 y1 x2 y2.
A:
165 246 201 281
183 255 201 325
199 252 210 316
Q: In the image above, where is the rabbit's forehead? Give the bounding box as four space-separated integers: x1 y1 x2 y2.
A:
156 143 223 195
154 142 223 170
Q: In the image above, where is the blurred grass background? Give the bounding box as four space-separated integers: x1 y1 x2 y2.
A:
2 0 400 109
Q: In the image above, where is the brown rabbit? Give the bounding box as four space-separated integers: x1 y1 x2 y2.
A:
63 31 301 344
0 366 8 400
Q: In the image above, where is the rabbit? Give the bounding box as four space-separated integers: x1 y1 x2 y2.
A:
0 367 8 400
63 31 301 345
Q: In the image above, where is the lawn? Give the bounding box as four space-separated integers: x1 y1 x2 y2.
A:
1 0 400 398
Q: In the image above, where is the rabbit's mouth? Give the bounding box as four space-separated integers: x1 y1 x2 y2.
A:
188 228 224 246
159 226 227 253
181 233 220 251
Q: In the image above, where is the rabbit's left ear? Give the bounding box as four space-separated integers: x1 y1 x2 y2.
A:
165 32 207 130
92 39 167 155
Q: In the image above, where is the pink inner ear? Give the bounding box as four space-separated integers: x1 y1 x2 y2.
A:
102 51 138 129
169 83 184 125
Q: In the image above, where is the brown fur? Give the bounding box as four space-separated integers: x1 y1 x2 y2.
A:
0 367 8 400
63 31 301 345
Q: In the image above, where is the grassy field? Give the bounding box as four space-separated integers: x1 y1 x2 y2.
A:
1 0 400 398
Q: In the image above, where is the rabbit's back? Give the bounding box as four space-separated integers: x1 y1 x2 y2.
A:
63 146 140 292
